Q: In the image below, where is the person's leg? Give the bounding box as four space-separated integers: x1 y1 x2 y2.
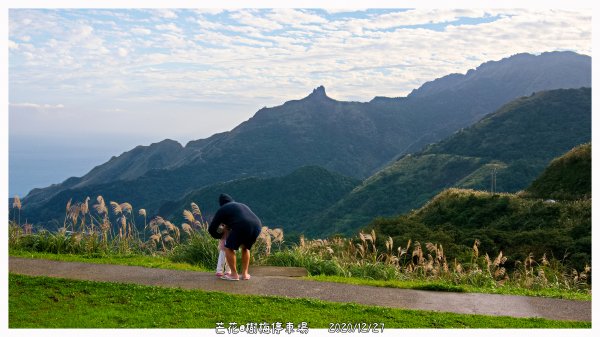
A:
225 247 238 278
224 230 242 278
241 245 251 279
240 225 261 280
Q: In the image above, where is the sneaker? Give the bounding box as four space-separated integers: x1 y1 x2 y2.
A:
216 272 224 277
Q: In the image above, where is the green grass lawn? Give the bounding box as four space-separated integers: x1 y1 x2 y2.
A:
9 249 209 272
307 275 592 301
9 274 590 329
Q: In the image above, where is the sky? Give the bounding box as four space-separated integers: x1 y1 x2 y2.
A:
5 5 593 196
8 8 591 141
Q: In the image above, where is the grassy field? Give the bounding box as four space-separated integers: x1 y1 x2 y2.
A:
9 249 209 272
9 274 590 329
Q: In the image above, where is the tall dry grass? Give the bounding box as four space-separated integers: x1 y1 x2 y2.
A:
260 229 590 291
8 196 590 293
11 195 182 256
12 195 22 226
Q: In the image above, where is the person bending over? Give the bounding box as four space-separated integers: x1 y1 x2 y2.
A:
208 193 262 281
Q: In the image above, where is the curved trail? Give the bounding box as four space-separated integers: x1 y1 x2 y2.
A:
9 257 591 322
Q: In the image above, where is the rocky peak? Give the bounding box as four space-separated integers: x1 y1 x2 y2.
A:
304 85 330 101
312 85 326 96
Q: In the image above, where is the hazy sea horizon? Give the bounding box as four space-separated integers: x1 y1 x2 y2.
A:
8 134 166 197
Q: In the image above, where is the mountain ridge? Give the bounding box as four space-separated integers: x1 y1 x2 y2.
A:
409 51 590 99
308 87 591 237
20 51 592 227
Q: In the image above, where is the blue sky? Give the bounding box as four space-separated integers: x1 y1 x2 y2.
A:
6 7 593 195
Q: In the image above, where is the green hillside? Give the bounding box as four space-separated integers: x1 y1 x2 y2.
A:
422 88 591 192
368 145 592 269
155 166 359 236
308 154 485 235
369 188 590 270
524 143 591 200
311 88 591 236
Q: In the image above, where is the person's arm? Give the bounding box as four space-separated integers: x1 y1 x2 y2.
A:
221 227 229 240
208 209 224 239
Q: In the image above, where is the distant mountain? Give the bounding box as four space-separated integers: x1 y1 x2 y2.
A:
310 88 591 237
394 51 591 154
157 166 360 236
409 51 590 100
21 51 591 226
23 139 185 209
75 139 185 187
524 143 591 200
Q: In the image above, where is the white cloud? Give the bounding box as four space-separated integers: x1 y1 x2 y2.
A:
155 23 182 33
328 9 495 33
10 102 65 109
194 9 224 15
72 25 94 40
7 8 592 143
131 27 151 35
156 9 178 19
194 31 227 45
159 33 190 48
105 108 125 112
322 8 366 14
196 18 227 31
236 36 273 47
229 10 283 31
373 9 485 27
221 24 261 35
46 38 58 48
18 43 35 52
81 37 110 54
267 9 328 26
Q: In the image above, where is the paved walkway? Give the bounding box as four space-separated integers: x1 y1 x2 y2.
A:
9 257 591 322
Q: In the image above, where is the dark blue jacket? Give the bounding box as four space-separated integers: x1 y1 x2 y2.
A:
208 194 262 239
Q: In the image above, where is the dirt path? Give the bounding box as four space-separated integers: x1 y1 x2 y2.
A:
9 257 591 322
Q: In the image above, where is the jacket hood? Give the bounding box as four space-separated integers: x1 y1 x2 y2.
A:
219 193 234 206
